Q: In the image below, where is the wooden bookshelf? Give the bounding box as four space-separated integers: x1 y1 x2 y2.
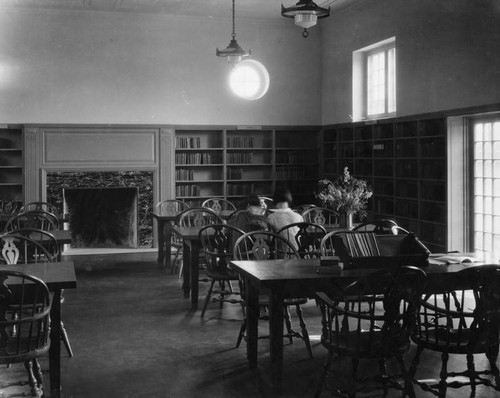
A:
174 127 320 208
322 117 447 252
0 127 23 204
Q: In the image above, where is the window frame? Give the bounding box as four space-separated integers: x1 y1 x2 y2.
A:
352 37 396 122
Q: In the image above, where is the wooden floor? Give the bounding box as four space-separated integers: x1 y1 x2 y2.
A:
1 251 500 397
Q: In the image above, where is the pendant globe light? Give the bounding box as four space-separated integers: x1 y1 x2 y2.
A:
216 0 251 66
281 0 330 38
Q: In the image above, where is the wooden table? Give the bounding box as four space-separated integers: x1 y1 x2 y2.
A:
151 210 232 269
0 261 77 398
172 225 206 308
230 258 493 391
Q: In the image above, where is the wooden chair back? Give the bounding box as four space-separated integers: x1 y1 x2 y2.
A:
5 211 59 232
156 199 189 216
6 229 60 262
0 234 55 264
353 218 401 234
199 224 244 279
233 230 300 261
0 270 51 365
292 204 317 214
201 198 236 213
174 207 223 228
276 222 326 258
301 207 339 227
20 201 58 215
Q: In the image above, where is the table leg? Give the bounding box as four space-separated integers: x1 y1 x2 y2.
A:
156 219 165 267
49 289 62 398
163 222 173 270
190 241 200 309
181 241 190 298
269 289 284 390
246 282 259 368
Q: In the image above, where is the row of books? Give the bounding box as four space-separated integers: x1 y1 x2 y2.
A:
226 136 255 148
345 233 381 258
227 168 243 180
175 185 200 197
275 166 308 180
227 153 253 164
227 184 257 195
175 153 221 165
276 151 311 164
175 169 194 181
175 137 202 149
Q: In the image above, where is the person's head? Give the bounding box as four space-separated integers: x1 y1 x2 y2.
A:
247 193 265 214
273 187 293 208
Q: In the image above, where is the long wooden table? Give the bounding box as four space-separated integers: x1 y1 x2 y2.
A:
230 258 494 392
0 261 77 398
151 210 233 270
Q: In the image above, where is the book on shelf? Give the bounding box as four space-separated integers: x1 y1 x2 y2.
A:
227 136 254 149
175 136 201 149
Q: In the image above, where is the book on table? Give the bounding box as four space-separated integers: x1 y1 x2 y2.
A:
430 252 482 264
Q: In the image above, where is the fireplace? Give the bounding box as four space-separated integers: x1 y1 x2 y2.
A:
64 187 138 248
46 171 154 248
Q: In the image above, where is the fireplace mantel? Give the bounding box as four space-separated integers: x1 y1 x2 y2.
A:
24 125 176 247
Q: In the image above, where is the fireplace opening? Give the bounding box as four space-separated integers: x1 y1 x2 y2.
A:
63 187 139 248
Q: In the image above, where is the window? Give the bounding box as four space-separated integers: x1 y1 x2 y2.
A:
471 118 500 261
353 37 396 121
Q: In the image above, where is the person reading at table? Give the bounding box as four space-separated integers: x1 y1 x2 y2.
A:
267 187 303 249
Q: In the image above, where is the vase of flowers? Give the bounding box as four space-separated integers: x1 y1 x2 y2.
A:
315 167 373 229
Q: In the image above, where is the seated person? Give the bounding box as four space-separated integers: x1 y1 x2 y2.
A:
228 193 270 248
267 187 303 250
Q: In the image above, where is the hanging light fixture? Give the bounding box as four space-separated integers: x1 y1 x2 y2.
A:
281 0 330 38
216 0 251 66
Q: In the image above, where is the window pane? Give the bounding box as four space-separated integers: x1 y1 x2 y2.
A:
473 119 500 261
367 51 385 115
493 122 500 140
474 124 483 141
475 177 483 195
484 123 492 141
387 48 396 113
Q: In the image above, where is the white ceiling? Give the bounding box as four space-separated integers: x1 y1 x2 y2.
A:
0 0 356 20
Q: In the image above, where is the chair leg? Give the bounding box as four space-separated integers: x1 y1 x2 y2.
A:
219 281 225 309
32 358 44 391
438 352 449 398
295 304 313 358
24 359 41 397
466 352 476 396
236 318 246 348
284 306 293 345
487 345 500 388
314 350 335 398
61 321 73 358
200 280 215 318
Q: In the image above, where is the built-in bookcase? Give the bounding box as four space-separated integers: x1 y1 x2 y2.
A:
0 127 23 204
174 127 320 208
322 117 447 252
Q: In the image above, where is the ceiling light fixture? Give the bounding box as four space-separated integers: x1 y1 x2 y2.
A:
216 0 251 66
281 0 330 38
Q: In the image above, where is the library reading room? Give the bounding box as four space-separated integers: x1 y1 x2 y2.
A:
0 0 500 397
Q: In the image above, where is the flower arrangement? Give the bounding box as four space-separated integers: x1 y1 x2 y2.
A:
315 167 373 219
